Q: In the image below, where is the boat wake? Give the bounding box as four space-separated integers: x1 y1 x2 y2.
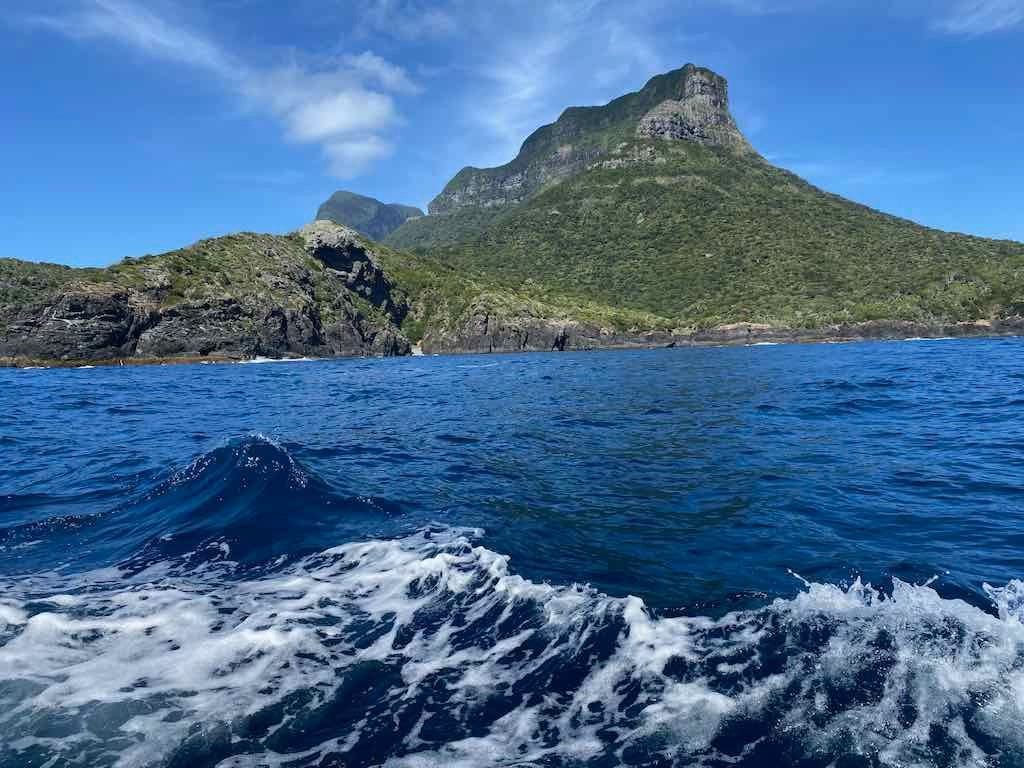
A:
2 539 1023 767
1 438 1022 767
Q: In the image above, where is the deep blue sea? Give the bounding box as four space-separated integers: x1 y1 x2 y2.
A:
2 339 1023 767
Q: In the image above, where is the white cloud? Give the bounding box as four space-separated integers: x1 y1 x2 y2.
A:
25 0 415 178
343 51 421 94
287 90 396 143
934 0 1024 34
324 136 394 177
244 63 399 141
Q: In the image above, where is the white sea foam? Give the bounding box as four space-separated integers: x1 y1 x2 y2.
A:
238 356 317 364
0 531 1021 767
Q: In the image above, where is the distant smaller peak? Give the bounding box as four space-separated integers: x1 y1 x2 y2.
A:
315 190 424 241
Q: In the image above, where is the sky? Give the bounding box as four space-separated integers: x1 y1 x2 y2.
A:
2 0 1023 266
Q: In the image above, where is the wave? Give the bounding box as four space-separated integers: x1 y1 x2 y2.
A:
1 529 1021 767
0 436 405 574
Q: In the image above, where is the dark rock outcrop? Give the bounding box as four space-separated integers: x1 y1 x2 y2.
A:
420 300 678 355
0 285 150 361
419 304 1024 356
300 220 409 325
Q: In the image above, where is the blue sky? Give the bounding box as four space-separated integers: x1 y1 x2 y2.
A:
3 0 1023 266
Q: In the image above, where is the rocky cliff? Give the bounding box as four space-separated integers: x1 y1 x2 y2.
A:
0 223 412 363
635 67 750 151
427 64 751 216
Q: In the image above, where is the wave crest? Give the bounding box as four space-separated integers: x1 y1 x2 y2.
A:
1 530 1021 767
1 436 405 574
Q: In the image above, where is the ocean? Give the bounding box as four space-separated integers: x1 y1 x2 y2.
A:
1 339 1022 767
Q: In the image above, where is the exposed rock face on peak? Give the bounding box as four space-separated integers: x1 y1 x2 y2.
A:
425 64 751 216
316 191 423 241
636 67 751 152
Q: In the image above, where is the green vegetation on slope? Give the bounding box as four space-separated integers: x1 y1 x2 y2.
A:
393 139 1024 329
385 206 507 251
0 259 105 305
370 239 675 342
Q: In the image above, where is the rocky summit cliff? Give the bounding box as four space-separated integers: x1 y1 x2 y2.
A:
427 64 752 216
316 191 423 241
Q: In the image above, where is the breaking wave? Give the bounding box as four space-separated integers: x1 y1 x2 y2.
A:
1 527 1022 767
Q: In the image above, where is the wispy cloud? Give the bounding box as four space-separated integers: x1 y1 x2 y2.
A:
353 0 458 40
22 0 415 177
343 51 421 94
455 0 684 167
700 0 1024 35
934 0 1024 35
700 0 825 13
25 0 236 75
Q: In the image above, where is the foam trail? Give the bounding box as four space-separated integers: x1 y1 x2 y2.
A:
0 531 1022 768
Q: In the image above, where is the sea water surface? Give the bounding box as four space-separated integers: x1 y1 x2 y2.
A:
1 339 1023 767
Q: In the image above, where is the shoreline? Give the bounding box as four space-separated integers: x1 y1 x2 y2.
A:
2 319 1022 370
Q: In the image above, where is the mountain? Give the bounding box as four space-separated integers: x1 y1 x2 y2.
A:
5 63 1024 367
428 64 751 217
316 191 423 241
388 64 1024 330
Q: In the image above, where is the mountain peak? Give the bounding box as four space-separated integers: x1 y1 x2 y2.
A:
635 65 750 152
428 64 751 216
316 191 423 241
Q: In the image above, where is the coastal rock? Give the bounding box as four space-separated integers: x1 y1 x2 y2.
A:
0 228 412 364
258 306 323 356
0 284 150 361
420 300 677 354
418 309 1024 356
135 298 255 359
300 221 409 324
